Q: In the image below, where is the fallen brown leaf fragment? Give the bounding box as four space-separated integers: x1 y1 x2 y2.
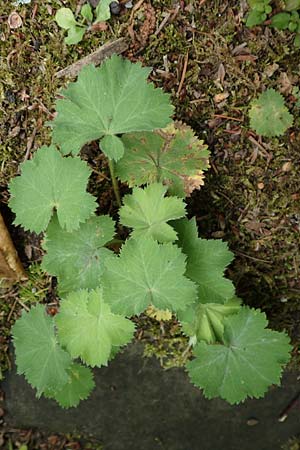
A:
8 12 23 29
0 212 27 285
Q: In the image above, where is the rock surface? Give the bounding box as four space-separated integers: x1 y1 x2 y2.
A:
3 343 300 450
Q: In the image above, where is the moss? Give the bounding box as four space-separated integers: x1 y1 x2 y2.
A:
136 315 191 369
282 437 300 450
19 263 51 304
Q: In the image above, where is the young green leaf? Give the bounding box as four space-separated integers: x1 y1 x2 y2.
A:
65 26 86 45
174 218 235 303
9 146 96 233
12 304 72 396
45 363 95 408
179 297 241 344
285 0 300 11
81 3 93 22
42 215 115 294
119 183 186 243
249 88 293 137
116 122 210 197
294 33 300 47
51 55 173 158
270 12 291 30
95 0 114 22
100 135 124 162
55 289 135 367
246 10 266 27
186 307 291 404
102 238 197 316
55 8 77 29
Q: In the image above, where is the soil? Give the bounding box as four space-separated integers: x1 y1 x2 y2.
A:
0 0 300 448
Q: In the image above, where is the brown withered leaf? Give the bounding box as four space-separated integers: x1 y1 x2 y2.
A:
146 304 172 321
8 12 22 29
116 121 210 197
0 212 27 286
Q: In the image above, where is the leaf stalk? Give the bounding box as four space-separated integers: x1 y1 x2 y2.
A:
108 159 121 207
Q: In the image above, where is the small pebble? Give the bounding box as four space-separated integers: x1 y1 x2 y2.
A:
257 182 264 190
282 161 292 172
110 1 121 15
246 417 259 426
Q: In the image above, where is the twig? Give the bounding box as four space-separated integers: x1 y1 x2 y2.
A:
247 135 268 154
176 52 189 97
154 4 180 36
17 299 30 312
7 298 18 323
213 114 244 122
75 0 86 15
55 38 129 78
154 12 171 36
130 0 145 21
234 250 271 264
23 126 37 162
278 392 300 422
31 3 38 20
108 159 121 207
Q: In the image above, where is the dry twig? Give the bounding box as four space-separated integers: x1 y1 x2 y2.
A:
177 53 189 97
55 38 129 78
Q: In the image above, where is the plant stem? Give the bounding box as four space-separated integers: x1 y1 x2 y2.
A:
108 159 121 207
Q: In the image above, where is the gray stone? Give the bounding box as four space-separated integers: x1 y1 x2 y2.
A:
2 343 300 450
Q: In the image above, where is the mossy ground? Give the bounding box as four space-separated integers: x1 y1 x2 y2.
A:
0 0 300 447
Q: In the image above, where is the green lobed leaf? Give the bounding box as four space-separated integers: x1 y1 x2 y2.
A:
12 304 72 396
119 183 186 243
55 289 135 367
186 307 292 404
42 214 115 294
9 146 96 233
174 218 235 303
249 88 293 137
179 297 241 344
116 122 210 197
102 238 197 316
45 363 95 408
51 55 174 158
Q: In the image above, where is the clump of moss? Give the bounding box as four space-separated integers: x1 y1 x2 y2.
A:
19 263 51 304
282 437 300 450
134 314 191 369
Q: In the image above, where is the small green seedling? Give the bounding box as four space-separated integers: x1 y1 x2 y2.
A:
55 1 119 45
249 88 293 137
9 56 291 408
246 0 272 27
246 0 300 46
